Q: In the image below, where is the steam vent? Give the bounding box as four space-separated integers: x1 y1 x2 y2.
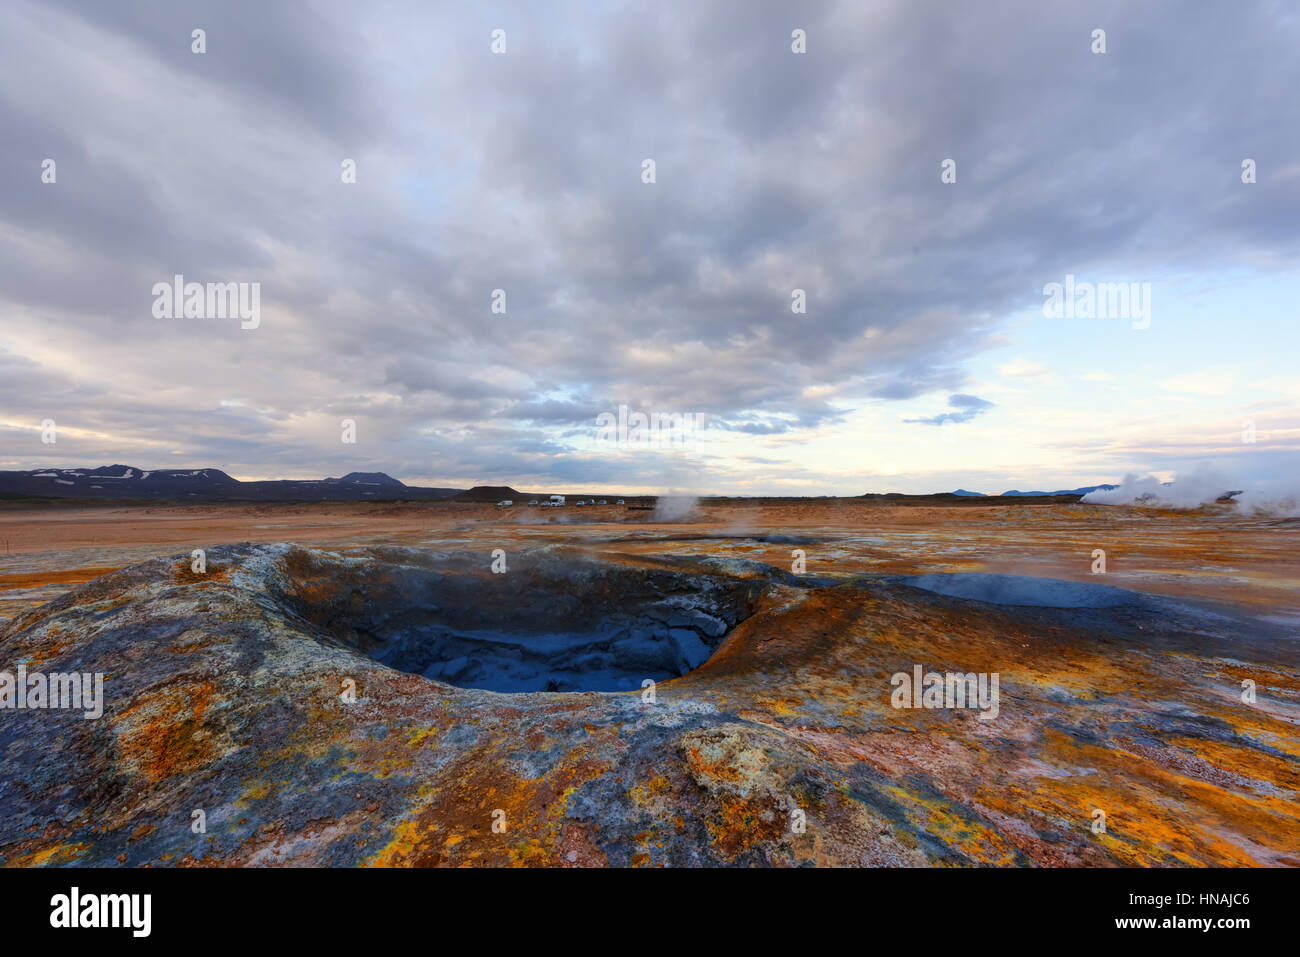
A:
2 541 1297 867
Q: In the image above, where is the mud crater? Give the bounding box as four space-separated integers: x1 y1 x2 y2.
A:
268 547 772 692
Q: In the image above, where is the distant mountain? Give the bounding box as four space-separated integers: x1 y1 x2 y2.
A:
451 485 523 502
0 465 463 502
1001 485 1119 497
324 472 408 488
861 484 1122 501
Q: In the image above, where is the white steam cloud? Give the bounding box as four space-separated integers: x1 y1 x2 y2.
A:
653 494 700 522
1082 466 1300 516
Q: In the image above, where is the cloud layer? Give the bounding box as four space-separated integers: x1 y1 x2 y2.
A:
1 0 1297 491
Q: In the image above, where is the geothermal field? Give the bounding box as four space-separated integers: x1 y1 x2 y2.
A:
1 498 1296 867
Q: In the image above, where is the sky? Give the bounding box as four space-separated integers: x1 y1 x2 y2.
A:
1 0 1297 495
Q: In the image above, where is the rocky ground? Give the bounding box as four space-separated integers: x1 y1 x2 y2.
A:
1 500 1297 866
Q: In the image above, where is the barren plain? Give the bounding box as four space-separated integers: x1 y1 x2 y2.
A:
1 499 1297 866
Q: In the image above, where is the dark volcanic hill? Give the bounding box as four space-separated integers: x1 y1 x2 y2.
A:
451 485 523 502
326 471 408 488
0 465 463 502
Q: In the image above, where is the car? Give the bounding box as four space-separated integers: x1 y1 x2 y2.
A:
575 500 586 506
616 499 624 505
496 500 513 507
528 500 538 506
597 500 606 505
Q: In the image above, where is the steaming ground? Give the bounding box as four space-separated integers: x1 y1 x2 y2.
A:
1083 465 1300 516
652 494 700 522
